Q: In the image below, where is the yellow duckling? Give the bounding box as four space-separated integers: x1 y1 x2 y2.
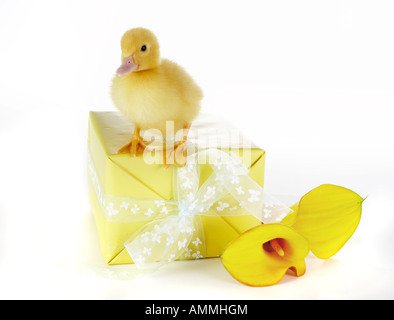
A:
111 27 203 166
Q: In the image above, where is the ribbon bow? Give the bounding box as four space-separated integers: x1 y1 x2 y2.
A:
88 149 292 271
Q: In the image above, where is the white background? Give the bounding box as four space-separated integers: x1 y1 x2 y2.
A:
0 0 393 300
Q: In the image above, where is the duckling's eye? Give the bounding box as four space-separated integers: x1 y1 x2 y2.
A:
140 45 147 52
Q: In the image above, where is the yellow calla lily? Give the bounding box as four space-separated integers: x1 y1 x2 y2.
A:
221 223 310 287
281 184 364 259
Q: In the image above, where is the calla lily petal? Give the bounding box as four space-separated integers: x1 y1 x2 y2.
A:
280 202 299 226
287 184 364 259
221 223 309 287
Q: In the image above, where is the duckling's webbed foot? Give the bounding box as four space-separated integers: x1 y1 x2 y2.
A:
118 127 147 157
163 140 188 169
163 124 191 169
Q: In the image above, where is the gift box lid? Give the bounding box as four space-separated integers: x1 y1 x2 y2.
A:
89 111 259 156
88 111 265 199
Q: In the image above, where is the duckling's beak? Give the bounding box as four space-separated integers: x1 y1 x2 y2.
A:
116 55 139 77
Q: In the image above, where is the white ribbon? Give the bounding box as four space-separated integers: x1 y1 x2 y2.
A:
88 149 292 270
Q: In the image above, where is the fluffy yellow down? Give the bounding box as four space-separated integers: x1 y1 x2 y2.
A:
111 27 203 135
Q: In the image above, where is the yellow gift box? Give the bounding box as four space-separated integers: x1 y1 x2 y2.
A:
88 111 266 265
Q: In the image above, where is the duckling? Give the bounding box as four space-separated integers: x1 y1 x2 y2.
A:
111 27 203 166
